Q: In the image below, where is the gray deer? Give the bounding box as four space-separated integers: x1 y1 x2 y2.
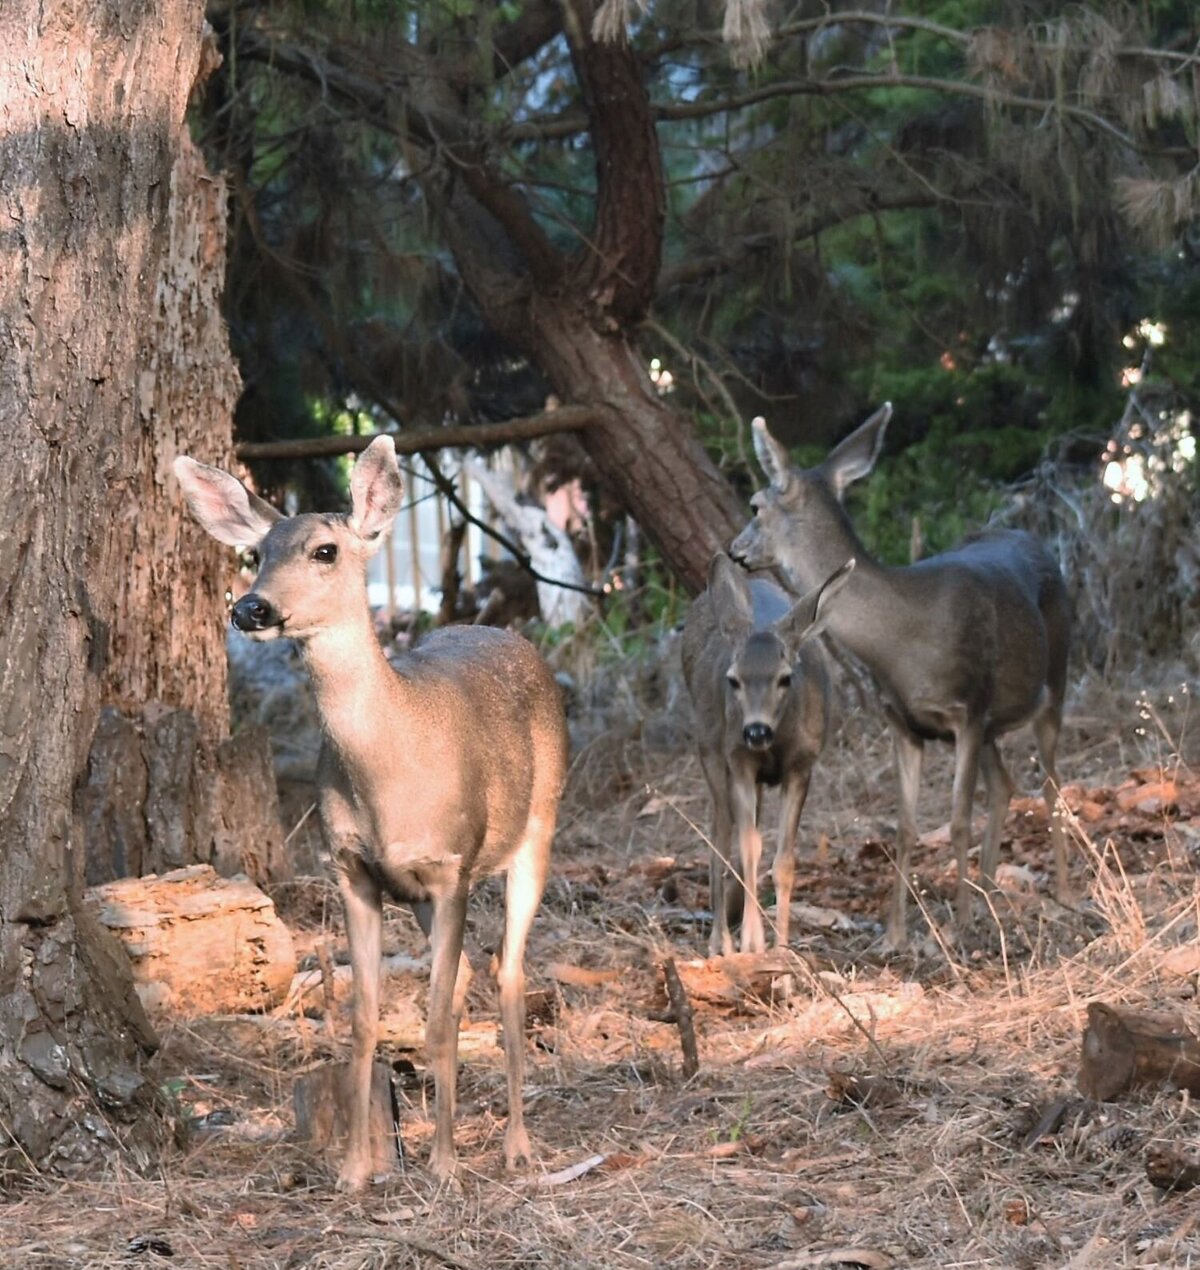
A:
682 552 854 956
175 438 568 1190
730 407 1070 948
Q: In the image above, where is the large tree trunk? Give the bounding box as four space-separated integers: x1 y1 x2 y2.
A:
532 315 743 594
0 0 251 1171
81 117 287 891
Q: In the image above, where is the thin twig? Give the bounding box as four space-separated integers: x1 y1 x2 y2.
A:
662 957 700 1080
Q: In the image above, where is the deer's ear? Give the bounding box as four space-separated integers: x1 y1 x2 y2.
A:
349 436 404 546
774 557 856 653
174 457 282 548
750 417 795 493
823 403 891 501
708 552 754 642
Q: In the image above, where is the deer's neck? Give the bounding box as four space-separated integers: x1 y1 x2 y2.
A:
299 615 403 758
779 509 904 672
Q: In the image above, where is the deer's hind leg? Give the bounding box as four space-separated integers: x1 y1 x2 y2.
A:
979 739 1015 891
495 812 554 1171
949 723 983 932
1032 697 1068 901
424 885 471 1178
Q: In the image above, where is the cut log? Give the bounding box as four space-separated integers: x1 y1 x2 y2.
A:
1078 1003 1200 1100
86 864 296 1016
293 1060 401 1175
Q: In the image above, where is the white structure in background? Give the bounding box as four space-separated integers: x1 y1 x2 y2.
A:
366 451 495 614
463 457 590 627
365 448 591 625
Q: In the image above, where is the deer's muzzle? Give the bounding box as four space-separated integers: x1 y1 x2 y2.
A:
231 593 282 633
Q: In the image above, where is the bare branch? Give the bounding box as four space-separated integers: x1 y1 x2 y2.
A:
236 407 596 461
511 72 1141 151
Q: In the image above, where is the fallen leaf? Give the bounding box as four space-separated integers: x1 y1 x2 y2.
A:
1116 779 1177 815
547 962 622 987
1005 1198 1030 1225
1162 946 1200 978
370 1207 420 1224
792 902 855 932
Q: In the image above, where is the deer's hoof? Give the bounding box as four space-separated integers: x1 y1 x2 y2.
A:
881 928 910 955
427 1144 459 1181
335 1161 372 1194
504 1126 534 1172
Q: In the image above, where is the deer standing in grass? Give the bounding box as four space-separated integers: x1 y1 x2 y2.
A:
730 407 1070 949
175 438 568 1190
682 552 854 956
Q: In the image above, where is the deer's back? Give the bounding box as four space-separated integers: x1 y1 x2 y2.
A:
873 529 1068 735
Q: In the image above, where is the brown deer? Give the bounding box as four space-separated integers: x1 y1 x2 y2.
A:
682 553 854 956
175 438 568 1190
730 407 1070 948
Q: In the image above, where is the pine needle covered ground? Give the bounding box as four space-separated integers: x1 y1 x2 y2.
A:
3 665 1198 1269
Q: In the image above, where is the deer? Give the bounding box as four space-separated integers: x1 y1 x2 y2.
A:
174 437 568 1191
682 552 855 957
730 406 1070 949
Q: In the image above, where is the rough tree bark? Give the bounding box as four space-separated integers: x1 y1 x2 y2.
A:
81 120 287 891
0 1 263 1171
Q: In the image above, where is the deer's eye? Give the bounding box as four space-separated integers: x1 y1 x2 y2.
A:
778 672 793 689
242 547 260 568
312 543 338 564
726 673 741 690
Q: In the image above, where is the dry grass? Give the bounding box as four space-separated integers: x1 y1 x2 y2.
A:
4 668 1200 1268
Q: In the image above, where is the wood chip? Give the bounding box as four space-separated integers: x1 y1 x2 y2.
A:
526 1153 608 1188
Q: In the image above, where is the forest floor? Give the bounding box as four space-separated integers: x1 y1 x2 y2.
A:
5 654 1200 1269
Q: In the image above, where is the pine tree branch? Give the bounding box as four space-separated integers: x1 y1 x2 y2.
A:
235 407 595 460
510 72 1140 151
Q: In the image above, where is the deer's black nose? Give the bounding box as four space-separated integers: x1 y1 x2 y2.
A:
231 594 278 632
743 722 773 749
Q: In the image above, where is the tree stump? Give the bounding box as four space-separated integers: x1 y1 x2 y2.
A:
293 1060 402 1175
86 865 296 1016
1078 1003 1200 1100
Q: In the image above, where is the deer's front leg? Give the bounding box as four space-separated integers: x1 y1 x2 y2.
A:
729 760 764 955
334 849 384 1193
425 887 470 1179
774 763 812 950
699 749 735 957
949 724 983 932
887 723 924 950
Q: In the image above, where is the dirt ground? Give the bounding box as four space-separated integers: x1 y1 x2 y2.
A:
5 663 1200 1269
